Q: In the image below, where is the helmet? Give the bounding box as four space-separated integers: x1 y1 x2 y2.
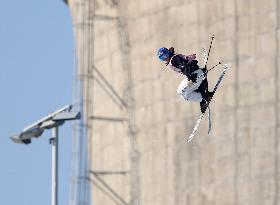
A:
157 47 170 61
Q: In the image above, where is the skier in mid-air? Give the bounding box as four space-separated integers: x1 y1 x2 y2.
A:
157 47 213 113
157 38 228 142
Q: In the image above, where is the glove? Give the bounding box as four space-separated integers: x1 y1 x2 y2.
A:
201 67 207 73
190 73 197 83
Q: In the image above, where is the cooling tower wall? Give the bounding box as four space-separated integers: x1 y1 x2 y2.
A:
68 1 280 205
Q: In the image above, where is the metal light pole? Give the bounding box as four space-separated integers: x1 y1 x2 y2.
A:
50 127 59 205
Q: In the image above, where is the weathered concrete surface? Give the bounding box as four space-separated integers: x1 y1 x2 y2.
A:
69 0 280 205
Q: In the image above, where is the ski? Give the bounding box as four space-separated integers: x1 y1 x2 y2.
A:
187 64 228 143
207 106 211 135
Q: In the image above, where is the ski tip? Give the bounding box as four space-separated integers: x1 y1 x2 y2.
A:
187 136 194 143
223 64 228 71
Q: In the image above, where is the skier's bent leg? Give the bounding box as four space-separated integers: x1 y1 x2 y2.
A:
196 78 208 94
196 78 213 102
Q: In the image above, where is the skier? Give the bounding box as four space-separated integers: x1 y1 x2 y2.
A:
157 47 213 113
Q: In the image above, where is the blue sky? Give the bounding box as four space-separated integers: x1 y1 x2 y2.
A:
0 1 75 205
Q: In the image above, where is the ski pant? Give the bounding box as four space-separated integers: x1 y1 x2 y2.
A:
177 69 205 102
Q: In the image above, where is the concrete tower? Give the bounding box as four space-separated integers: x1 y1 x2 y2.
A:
68 0 280 205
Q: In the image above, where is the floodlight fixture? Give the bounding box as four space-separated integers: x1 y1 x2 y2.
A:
10 104 80 144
